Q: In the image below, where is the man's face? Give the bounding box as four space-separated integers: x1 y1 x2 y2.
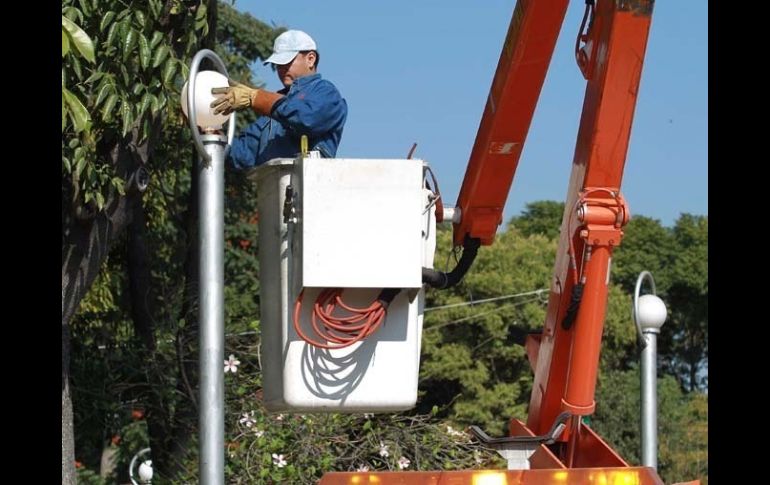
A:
276 51 316 88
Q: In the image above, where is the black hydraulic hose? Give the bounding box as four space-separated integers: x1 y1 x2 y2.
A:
422 235 482 290
561 282 584 330
376 287 401 309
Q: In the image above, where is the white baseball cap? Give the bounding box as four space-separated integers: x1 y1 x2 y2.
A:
263 30 317 66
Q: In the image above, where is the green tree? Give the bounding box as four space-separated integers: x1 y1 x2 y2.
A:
612 214 708 392
63 1 280 482
418 224 554 435
664 215 708 392
592 367 708 484
62 0 212 481
418 209 639 434
508 200 565 239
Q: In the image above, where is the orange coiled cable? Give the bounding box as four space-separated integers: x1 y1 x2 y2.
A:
293 288 387 349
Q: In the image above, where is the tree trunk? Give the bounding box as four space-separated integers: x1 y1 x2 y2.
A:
166 152 201 475
62 322 76 485
61 140 142 482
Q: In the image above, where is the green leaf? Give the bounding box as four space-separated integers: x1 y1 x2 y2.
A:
119 17 130 39
95 192 105 210
102 93 119 121
139 92 153 119
139 33 151 70
148 0 161 19
121 97 133 136
122 28 137 61
95 82 113 108
68 138 80 149
195 3 207 21
120 63 130 86
100 11 116 32
71 54 83 80
63 7 83 24
162 59 177 86
84 71 104 84
116 8 131 21
74 149 87 176
62 96 67 131
149 31 163 50
133 83 144 96
62 29 70 57
150 94 161 115
134 10 146 27
63 156 72 173
106 21 119 47
112 177 126 196
152 45 169 68
157 93 167 112
141 117 152 144
77 0 91 17
62 16 95 63
62 88 90 133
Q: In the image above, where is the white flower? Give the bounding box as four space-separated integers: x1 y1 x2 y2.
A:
363 413 374 419
254 429 264 438
397 456 411 469
356 465 370 472
239 412 255 428
446 425 467 438
474 450 483 465
272 453 287 468
224 354 240 373
275 413 285 421
378 441 389 458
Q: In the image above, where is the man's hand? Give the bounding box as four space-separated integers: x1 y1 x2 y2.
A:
211 79 258 115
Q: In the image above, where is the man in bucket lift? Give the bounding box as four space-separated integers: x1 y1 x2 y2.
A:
210 29 348 168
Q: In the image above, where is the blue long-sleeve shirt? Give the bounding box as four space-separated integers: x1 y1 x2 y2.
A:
227 73 347 169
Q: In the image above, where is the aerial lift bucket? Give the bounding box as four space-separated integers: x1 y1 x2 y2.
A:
252 154 436 412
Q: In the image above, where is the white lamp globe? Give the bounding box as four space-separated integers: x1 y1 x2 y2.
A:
637 294 667 332
181 70 230 129
138 459 153 482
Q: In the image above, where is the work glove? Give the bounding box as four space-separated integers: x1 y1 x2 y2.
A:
211 79 258 115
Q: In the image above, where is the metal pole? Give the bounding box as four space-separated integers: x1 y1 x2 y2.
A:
186 49 234 485
633 270 665 471
198 133 227 484
640 328 658 469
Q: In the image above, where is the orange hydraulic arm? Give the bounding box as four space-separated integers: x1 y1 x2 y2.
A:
454 0 656 469
322 0 668 483
453 0 569 247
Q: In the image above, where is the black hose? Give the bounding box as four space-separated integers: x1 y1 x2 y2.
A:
561 282 584 330
422 235 481 290
376 287 401 309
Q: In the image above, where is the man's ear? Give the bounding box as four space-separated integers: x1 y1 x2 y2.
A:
307 51 317 69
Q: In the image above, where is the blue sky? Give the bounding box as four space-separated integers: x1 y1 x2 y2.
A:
238 0 707 228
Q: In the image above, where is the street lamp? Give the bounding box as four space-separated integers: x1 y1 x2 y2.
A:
184 49 235 485
633 271 667 470
129 448 152 485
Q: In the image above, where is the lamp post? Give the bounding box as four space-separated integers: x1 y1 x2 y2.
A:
185 50 235 485
633 271 667 470
129 448 152 484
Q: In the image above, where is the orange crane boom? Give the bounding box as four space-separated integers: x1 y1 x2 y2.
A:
321 0 695 483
